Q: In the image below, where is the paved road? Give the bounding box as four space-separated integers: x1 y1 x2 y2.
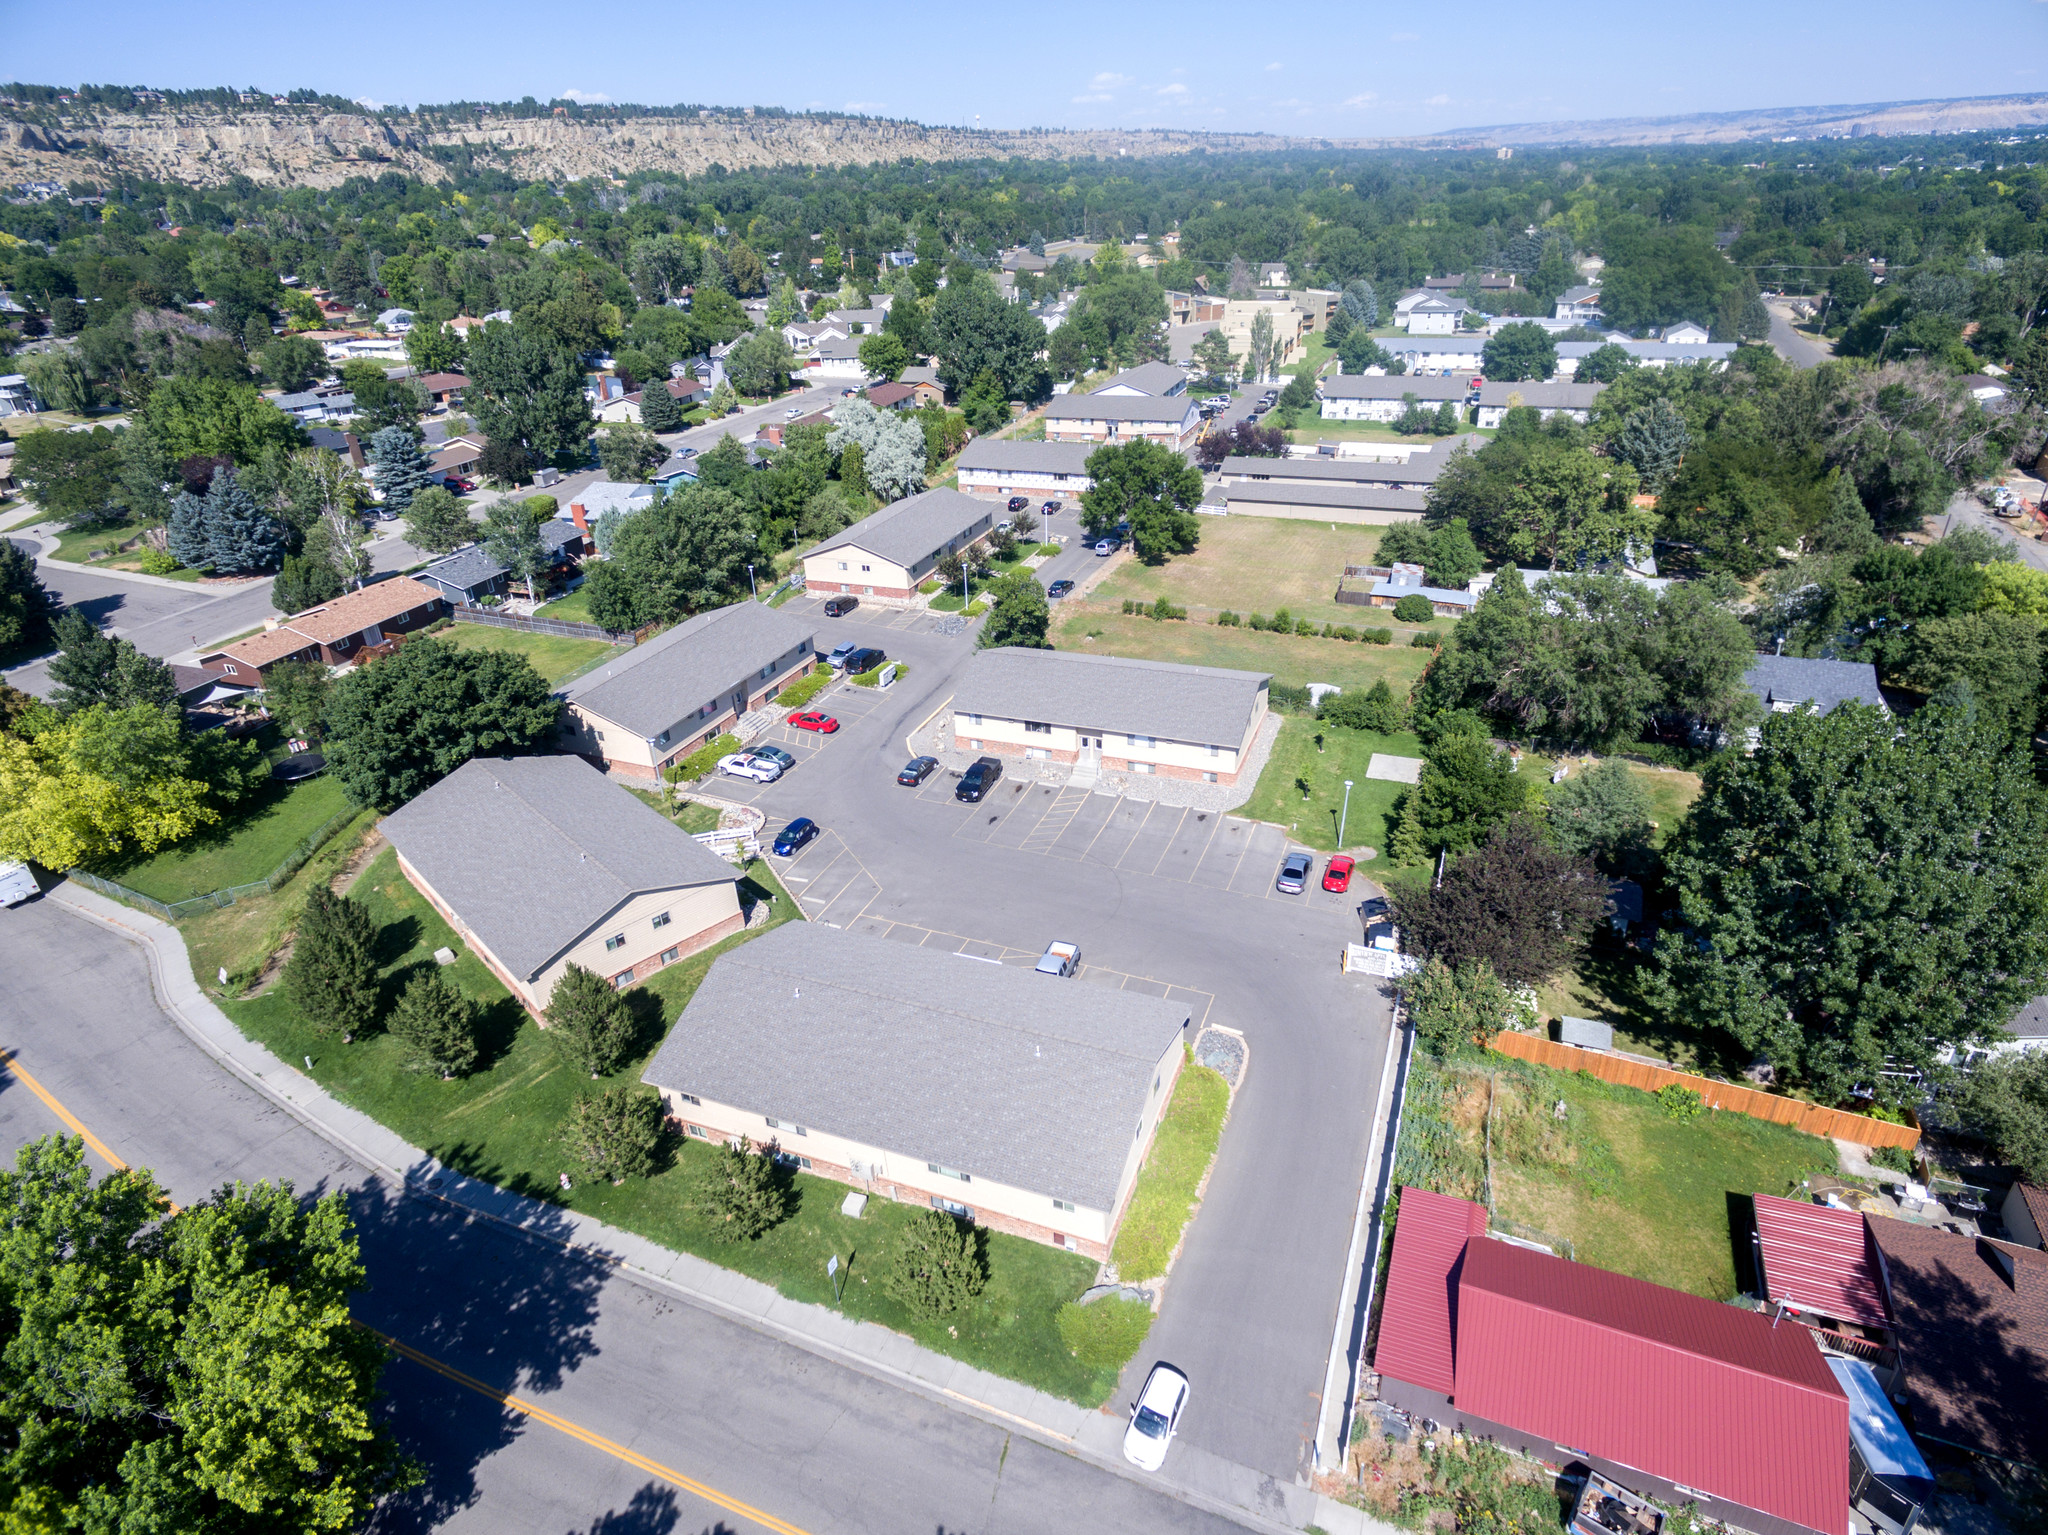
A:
708 618 1394 1481
1765 301 1831 369
0 895 1267 1535
668 384 848 459
1934 491 2048 570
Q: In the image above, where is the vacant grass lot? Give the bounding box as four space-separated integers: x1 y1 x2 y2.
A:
91 774 354 902
1284 421 1463 446
221 847 1113 1402
1094 519 1386 630
1055 608 1436 696
1242 717 1425 853
1402 1054 1837 1299
1112 1059 1230 1282
434 622 621 684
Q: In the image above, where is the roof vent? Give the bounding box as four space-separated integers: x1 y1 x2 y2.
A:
793 986 801 999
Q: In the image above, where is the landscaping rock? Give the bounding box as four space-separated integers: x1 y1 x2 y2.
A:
1194 1027 1246 1088
1078 1282 1153 1307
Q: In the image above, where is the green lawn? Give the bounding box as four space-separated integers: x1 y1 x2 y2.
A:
220 847 1117 1404
46 516 153 565
435 622 621 684
1055 609 1435 697
534 586 597 624
89 775 354 903
1402 1053 1838 1300
1094 518 1388 630
1111 1059 1230 1282
1242 717 1423 853
1284 420 1463 446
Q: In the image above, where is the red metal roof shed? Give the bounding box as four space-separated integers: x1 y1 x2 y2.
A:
1455 1238 1850 1535
1374 1186 1489 1394
1752 1193 1890 1330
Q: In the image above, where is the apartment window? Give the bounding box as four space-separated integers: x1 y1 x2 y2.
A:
677 1092 701 1106
659 946 679 965
1025 748 1047 760
969 739 982 751
1208 743 1221 757
1052 1198 1076 1213
765 1118 808 1136
1128 734 1156 749
594 729 605 742
1052 1232 1068 1249
930 1195 972 1219
652 912 671 930
860 563 871 573
604 933 626 952
1131 762 1154 774
774 1151 813 1170
927 1162 971 1183
1203 772 1217 783
1154 1074 1162 1092
1023 721 1051 734
613 970 634 988
837 561 848 571
961 713 982 727
686 1123 707 1137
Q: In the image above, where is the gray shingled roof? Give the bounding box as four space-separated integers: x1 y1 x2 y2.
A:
955 646 1268 748
1220 481 1428 514
955 439 1097 476
1090 361 1187 397
562 600 817 738
380 755 737 982
805 487 995 567
1320 374 1470 401
1043 392 1201 424
417 545 504 596
1381 335 1489 355
1556 340 1735 362
1742 654 1887 716
1221 440 1475 487
1475 380 1607 409
641 922 1188 1209
2010 997 2048 1040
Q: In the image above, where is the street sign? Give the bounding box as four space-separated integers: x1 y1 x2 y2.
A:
827 1253 843 1304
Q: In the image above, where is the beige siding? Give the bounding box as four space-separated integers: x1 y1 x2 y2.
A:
540 882 742 996
955 685 1267 779
566 647 816 774
801 543 916 595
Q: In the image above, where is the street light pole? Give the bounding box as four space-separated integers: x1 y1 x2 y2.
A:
746 563 757 601
1338 779 1354 848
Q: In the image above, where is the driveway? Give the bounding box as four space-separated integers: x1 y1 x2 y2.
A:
726 637 1393 1481
1934 491 2048 571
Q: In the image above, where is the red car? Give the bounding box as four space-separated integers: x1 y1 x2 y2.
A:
1322 855 1355 893
788 710 840 734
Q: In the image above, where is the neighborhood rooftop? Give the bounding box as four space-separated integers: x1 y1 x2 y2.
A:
379 755 737 982
1042 392 1198 422
1319 374 1470 401
641 922 1188 1210
560 600 815 739
1090 360 1187 395
955 647 1270 747
1742 653 1888 715
804 486 995 568
953 438 1096 476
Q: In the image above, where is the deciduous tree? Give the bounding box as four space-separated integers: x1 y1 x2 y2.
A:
1079 439 1202 561
402 484 475 554
979 571 1050 650
1544 757 1653 870
1481 323 1558 383
1406 956 1535 1055
464 319 592 467
1394 815 1606 986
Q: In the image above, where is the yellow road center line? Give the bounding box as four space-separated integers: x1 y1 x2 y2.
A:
0 1048 809 1535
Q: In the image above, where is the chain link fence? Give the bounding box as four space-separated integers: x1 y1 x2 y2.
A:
69 808 362 921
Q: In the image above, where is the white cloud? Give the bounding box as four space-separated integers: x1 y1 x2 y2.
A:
843 100 888 112
353 97 386 111
1342 93 1377 108
1265 61 1284 71
558 87 610 104
1390 30 1420 41
1072 93 1114 103
1090 71 1132 90
1156 83 1190 97
1425 94 1451 106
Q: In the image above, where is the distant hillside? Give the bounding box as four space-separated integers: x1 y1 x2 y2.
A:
2 89 2045 191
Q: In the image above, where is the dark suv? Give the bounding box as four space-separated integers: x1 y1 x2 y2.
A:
842 646 886 676
1006 496 1029 513
822 594 859 617
956 756 1005 802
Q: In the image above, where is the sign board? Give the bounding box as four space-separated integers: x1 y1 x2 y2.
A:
877 663 899 690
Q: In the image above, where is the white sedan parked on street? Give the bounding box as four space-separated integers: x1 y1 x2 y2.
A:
717 753 783 783
1122 1362 1189 1471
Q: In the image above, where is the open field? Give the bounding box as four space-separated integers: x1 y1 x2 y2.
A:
1242 717 1425 854
90 774 354 902
1053 607 1438 695
1092 519 1389 630
1397 1052 1838 1299
433 621 621 684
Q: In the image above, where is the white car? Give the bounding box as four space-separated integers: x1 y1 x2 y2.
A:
717 753 782 783
0 860 38 907
1122 1362 1189 1471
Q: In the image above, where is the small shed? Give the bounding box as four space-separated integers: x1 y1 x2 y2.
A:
1557 1016 1613 1052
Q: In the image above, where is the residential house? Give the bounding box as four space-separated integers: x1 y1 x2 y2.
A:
800 487 996 607
898 366 945 406
376 308 415 333
824 307 888 333
1404 295 1475 335
198 577 446 682
562 480 658 538
1741 654 1888 720
1216 295 1315 374
651 451 700 493
796 336 871 385
412 524 586 607
1375 1187 1850 1535
864 381 917 411
171 663 257 712
1218 435 1482 493
1473 380 1606 429
640 922 1189 1261
1258 262 1290 288
418 372 471 408
1554 284 1604 323
0 438 15 493
1318 374 1470 423
559 600 819 780
1390 288 1435 325
955 439 1097 502
1359 561 1477 617
1374 334 1490 375
1425 273 1519 293
2002 1183 2047 1250
380 755 743 1014
1661 320 1712 344
1042 390 1202 450
271 388 354 424
428 435 484 480
1554 340 1735 378
1087 361 1188 398
952 647 1270 786
782 319 849 353
597 376 707 425
1167 290 1227 326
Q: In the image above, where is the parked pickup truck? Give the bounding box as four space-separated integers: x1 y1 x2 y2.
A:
1035 940 1082 977
955 756 1005 803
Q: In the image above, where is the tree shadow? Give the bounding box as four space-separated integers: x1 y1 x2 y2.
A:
372 915 424 969
467 993 528 1075
563 1484 702 1535
341 1176 608 1532
620 986 669 1062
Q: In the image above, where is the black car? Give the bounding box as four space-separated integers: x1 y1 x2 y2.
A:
772 818 820 857
1047 578 1075 600
1041 500 1062 514
842 646 886 676
822 594 859 617
956 756 1005 802
1006 496 1030 513
1275 850 1314 894
898 755 938 786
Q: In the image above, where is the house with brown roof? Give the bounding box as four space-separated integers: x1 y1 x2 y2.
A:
418 372 470 407
2003 1183 2048 1251
865 381 917 411
198 577 446 682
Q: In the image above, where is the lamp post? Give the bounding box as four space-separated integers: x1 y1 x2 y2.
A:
1338 779 1354 848
746 563 757 601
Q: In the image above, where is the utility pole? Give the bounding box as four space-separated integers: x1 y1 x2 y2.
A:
1338 779 1354 848
746 563 757 600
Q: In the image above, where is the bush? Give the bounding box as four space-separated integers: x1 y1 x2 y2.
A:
1271 607 1292 632
1055 1296 1155 1369
1216 610 1240 627
1410 629 1440 647
774 668 830 711
850 660 906 687
1364 627 1392 645
387 969 479 1077
137 548 181 575
560 1086 667 1182
1655 1084 1706 1122
1295 618 1317 638
882 1207 988 1319
1266 682 1314 713
1334 625 1359 642
1121 598 1135 615
673 731 742 782
1393 594 1436 624
544 963 637 1076
1869 1144 1916 1175
699 1134 792 1242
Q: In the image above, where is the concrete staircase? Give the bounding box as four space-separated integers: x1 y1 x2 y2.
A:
733 708 780 744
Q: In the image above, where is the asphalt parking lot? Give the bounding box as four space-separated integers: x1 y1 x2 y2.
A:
778 593 966 634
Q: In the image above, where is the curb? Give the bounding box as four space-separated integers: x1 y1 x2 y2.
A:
46 882 1315 1534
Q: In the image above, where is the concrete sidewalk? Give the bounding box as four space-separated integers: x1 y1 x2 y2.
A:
51 879 1343 1535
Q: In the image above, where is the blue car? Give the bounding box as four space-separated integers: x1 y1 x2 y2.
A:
772 818 820 857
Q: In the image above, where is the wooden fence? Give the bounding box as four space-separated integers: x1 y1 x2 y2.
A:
1486 1031 1921 1151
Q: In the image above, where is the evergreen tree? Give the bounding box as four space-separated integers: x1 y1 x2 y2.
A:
560 1087 666 1182
1340 279 1378 327
283 887 381 1039
368 426 433 517
45 610 176 715
700 1135 790 1242
166 488 210 568
0 538 58 658
1813 470 1879 555
387 969 479 1077
271 552 344 615
883 1207 988 1319
544 963 636 1076
1610 398 1691 492
200 468 289 574
838 440 868 503
638 378 685 434
114 420 175 529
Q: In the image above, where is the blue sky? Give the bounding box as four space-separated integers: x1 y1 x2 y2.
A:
8 0 2035 139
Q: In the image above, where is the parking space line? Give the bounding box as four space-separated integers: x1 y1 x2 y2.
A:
1115 802 1189 879
1080 796 1149 867
1145 806 1223 885
1043 790 1118 860
1018 785 1091 853
985 783 1067 850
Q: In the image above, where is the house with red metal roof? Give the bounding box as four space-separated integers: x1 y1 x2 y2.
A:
1373 1187 1850 1535
1751 1193 1891 1334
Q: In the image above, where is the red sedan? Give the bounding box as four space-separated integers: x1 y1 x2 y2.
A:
788 710 840 734
1322 855 1356 893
